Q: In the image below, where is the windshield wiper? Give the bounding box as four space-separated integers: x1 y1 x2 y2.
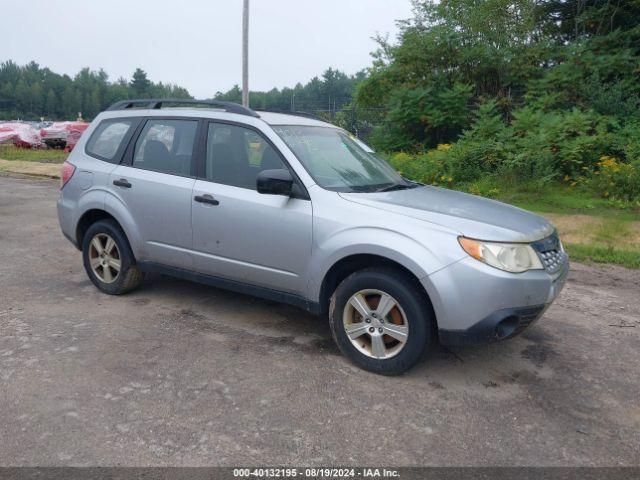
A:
376 182 417 192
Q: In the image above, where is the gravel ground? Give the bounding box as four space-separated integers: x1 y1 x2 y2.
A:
0 174 638 466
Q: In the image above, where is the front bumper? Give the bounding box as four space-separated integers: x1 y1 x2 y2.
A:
422 251 569 346
438 304 548 345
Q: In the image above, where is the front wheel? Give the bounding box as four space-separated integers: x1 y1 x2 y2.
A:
329 268 433 375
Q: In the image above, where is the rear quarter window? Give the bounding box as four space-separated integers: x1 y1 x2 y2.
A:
85 119 137 163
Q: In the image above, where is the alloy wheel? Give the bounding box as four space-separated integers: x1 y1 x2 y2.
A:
342 289 409 359
88 233 121 284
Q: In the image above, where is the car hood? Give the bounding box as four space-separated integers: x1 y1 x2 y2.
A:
339 185 554 243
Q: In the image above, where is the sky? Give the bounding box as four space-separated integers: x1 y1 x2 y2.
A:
4 0 414 98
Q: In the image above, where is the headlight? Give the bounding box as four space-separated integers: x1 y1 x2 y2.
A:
458 237 543 273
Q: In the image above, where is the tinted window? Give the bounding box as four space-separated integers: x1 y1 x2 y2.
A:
85 119 135 162
133 119 198 176
206 123 285 189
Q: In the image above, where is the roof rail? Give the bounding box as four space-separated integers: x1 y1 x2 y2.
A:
258 109 325 121
106 99 260 118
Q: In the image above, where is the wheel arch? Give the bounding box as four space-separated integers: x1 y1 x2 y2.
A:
76 209 119 248
317 253 436 324
75 201 141 259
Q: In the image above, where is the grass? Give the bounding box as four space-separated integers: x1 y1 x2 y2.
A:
564 244 640 269
0 145 68 163
0 159 61 178
467 179 640 269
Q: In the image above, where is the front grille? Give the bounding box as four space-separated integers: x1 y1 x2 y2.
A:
532 232 567 273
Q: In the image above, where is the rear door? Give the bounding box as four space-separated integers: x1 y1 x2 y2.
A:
191 121 313 295
109 117 201 269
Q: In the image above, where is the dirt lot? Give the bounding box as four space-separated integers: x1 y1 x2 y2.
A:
0 175 639 466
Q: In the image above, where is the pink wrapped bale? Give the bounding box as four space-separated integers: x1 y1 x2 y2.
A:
64 122 89 151
40 121 89 151
0 122 42 148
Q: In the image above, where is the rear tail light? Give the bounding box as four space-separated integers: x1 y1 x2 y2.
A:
60 161 76 190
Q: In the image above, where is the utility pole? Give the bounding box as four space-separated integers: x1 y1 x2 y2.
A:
242 0 250 107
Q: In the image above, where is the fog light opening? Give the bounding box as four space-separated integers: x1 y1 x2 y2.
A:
495 316 519 339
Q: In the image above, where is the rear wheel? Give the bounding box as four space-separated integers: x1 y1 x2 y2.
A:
329 268 432 375
82 219 142 295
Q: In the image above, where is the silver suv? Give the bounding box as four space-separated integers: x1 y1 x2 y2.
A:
57 99 569 374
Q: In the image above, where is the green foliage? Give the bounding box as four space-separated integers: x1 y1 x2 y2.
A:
0 145 68 163
383 105 640 200
387 151 444 185
0 61 192 120
130 68 151 97
355 0 640 201
215 68 365 116
588 156 640 201
370 83 473 151
564 244 640 269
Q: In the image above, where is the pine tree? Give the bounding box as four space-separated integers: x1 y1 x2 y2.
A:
130 68 150 97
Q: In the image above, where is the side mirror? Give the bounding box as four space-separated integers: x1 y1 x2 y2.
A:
257 169 294 196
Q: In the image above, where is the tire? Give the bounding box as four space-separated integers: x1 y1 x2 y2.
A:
81 219 143 295
328 267 432 375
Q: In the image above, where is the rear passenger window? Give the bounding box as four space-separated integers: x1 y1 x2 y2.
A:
85 119 136 163
206 123 286 189
133 119 198 176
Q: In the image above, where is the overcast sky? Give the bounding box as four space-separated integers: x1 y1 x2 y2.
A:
4 0 413 98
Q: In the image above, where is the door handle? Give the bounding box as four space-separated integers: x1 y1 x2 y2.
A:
194 194 220 206
113 178 132 188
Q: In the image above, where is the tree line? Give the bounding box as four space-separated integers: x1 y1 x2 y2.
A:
0 63 190 121
0 59 367 123
214 68 364 115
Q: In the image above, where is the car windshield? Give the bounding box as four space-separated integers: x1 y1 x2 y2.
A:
272 126 411 193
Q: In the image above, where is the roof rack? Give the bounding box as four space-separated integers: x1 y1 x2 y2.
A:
257 109 325 121
106 99 260 118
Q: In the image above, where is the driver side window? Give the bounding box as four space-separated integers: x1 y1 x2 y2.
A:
205 123 286 190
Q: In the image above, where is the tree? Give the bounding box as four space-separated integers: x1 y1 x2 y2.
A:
28 82 44 115
0 82 14 113
61 85 81 118
85 86 101 118
130 68 151 97
14 80 29 115
45 89 58 118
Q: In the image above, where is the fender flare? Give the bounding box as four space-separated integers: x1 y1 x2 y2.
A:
308 226 445 303
102 191 144 258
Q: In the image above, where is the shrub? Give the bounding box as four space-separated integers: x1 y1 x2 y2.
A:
387 149 448 185
381 104 639 194
440 100 508 182
589 156 640 201
370 84 474 152
502 108 614 180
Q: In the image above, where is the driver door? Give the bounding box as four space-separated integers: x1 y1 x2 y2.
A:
191 121 312 296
